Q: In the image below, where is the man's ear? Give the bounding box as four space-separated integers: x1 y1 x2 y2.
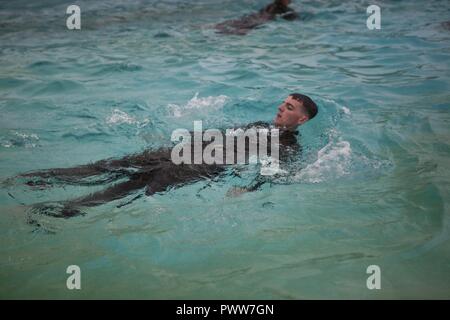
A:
297 115 308 125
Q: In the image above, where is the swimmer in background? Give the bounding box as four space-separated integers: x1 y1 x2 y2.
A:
215 0 298 35
15 93 317 218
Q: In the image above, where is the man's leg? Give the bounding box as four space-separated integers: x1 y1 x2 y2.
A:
22 163 101 180
20 149 170 181
48 173 152 218
66 176 148 208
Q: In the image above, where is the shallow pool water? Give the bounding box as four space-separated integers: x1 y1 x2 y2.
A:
0 0 449 299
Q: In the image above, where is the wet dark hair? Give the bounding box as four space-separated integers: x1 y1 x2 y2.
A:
290 93 318 120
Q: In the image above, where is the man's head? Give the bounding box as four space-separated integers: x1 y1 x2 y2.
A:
274 93 318 130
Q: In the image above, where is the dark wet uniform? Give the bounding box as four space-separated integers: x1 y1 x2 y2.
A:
21 122 300 217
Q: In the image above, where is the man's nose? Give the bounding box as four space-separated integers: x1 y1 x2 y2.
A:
278 105 284 112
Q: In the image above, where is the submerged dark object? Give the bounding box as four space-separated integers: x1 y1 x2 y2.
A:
215 0 298 35
442 21 450 30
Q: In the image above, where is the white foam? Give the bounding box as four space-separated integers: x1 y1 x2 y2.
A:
137 118 150 129
294 139 352 183
107 109 138 125
1 131 39 148
321 97 352 115
168 92 228 117
106 109 150 128
14 132 39 140
341 106 351 115
1 141 12 148
259 156 288 176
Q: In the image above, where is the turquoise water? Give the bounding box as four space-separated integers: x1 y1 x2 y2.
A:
0 0 449 299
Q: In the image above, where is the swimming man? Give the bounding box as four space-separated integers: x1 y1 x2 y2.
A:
19 93 318 218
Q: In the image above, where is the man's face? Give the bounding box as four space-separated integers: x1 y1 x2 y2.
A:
274 95 308 130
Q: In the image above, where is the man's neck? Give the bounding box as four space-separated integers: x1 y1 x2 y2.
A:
274 124 299 132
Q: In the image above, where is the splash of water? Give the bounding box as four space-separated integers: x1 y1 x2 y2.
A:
106 109 150 128
295 138 352 183
168 92 229 117
1 131 40 148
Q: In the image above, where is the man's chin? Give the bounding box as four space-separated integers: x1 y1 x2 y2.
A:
274 119 282 127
